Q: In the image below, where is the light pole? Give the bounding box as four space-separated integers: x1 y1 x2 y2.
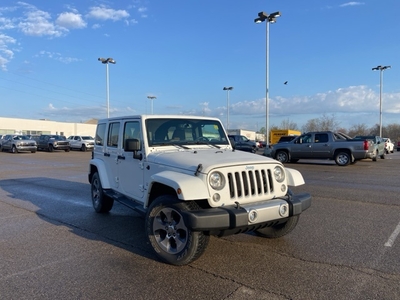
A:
223 86 233 130
147 96 157 114
98 57 116 118
254 11 281 145
372 65 391 137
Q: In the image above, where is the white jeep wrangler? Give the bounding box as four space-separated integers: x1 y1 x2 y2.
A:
89 115 311 265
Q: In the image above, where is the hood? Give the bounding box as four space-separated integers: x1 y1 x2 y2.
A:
147 148 278 174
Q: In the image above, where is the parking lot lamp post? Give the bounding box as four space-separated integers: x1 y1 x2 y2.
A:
98 58 116 118
223 87 233 130
147 96 157 114
372 65 391 137
254 11 281 145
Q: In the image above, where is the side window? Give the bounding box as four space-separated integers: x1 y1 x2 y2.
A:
107 122 120 148
297 134 312 144
95 123 106 146
315 134 328 143
123 121 141 149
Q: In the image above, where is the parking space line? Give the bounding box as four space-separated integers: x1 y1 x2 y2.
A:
385 221 400 247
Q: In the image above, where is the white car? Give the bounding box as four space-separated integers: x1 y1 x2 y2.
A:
67 135 95 151
383 138 394 154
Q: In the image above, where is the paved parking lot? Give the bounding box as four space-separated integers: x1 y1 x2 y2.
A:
0 150 399 299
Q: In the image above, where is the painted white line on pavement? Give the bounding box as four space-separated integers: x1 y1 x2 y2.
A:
385 221 400 247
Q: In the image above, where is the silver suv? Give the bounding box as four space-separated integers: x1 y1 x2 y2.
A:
0 135 37 153
88 115 311 265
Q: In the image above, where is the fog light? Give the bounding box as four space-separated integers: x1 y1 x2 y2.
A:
279 204 288 217
212 193 221 202
248 209 258 223
281 184 286 192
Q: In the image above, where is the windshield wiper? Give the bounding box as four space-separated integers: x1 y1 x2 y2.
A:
194 141 221 149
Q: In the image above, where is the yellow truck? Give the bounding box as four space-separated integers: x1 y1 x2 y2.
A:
270 129 301 145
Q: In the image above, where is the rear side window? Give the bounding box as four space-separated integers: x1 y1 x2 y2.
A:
315 134 328 143
107 122 120 147
95 123 106 146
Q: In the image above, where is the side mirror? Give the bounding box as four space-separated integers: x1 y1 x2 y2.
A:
124 138 142 160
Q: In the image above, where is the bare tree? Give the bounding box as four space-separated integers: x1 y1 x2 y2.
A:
347 123 370 137
301 114 340 132
279 118 299 130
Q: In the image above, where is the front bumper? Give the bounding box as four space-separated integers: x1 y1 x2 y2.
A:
17 146 37 152
182 192 311 231
53 145 70 150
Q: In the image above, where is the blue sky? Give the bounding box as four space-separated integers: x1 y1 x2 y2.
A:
0 0 399 131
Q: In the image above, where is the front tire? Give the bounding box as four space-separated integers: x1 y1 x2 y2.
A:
11 145 18 153
146 195 209 266
91 172 114 213
380 151 385 159
81 144 87 152
48 144 54 152
256 215 300 238
275 150 289 163
335 151 350 166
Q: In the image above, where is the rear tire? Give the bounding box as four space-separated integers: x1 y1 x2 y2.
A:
91 172 114 213
146 195 209 266
335 151 350 166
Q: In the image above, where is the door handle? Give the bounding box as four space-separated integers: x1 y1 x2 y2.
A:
118 155 125 160
104 153 110 157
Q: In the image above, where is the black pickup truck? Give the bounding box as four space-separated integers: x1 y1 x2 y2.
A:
35 135 70 152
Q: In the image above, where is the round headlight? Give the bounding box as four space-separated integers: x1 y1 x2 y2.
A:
209 171 225 190
273 166 285 183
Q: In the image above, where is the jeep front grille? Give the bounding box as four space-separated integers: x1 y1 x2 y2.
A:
227 168 273 199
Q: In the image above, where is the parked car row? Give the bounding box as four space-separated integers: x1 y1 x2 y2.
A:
0 134 94 153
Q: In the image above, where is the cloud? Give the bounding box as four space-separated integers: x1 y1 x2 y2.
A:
86 5 130 21
340 2 365 7
16 3 67 37
56 12 87 29
35 50 80 64
43 103 136 121
0 34 16 70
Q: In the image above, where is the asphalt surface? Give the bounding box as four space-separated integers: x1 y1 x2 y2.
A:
0 149 399 300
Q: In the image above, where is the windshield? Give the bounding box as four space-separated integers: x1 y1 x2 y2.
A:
50 135 66 141
82 136 94 140
146 118 229 147
13 135 30 140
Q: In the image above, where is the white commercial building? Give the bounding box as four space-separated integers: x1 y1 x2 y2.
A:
0 117 97 137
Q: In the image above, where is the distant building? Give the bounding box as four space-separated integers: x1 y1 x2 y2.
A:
0 117 97 137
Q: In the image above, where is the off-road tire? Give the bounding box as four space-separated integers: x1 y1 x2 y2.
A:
256 215 300 238
91 172 114 213
146 195 209 266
